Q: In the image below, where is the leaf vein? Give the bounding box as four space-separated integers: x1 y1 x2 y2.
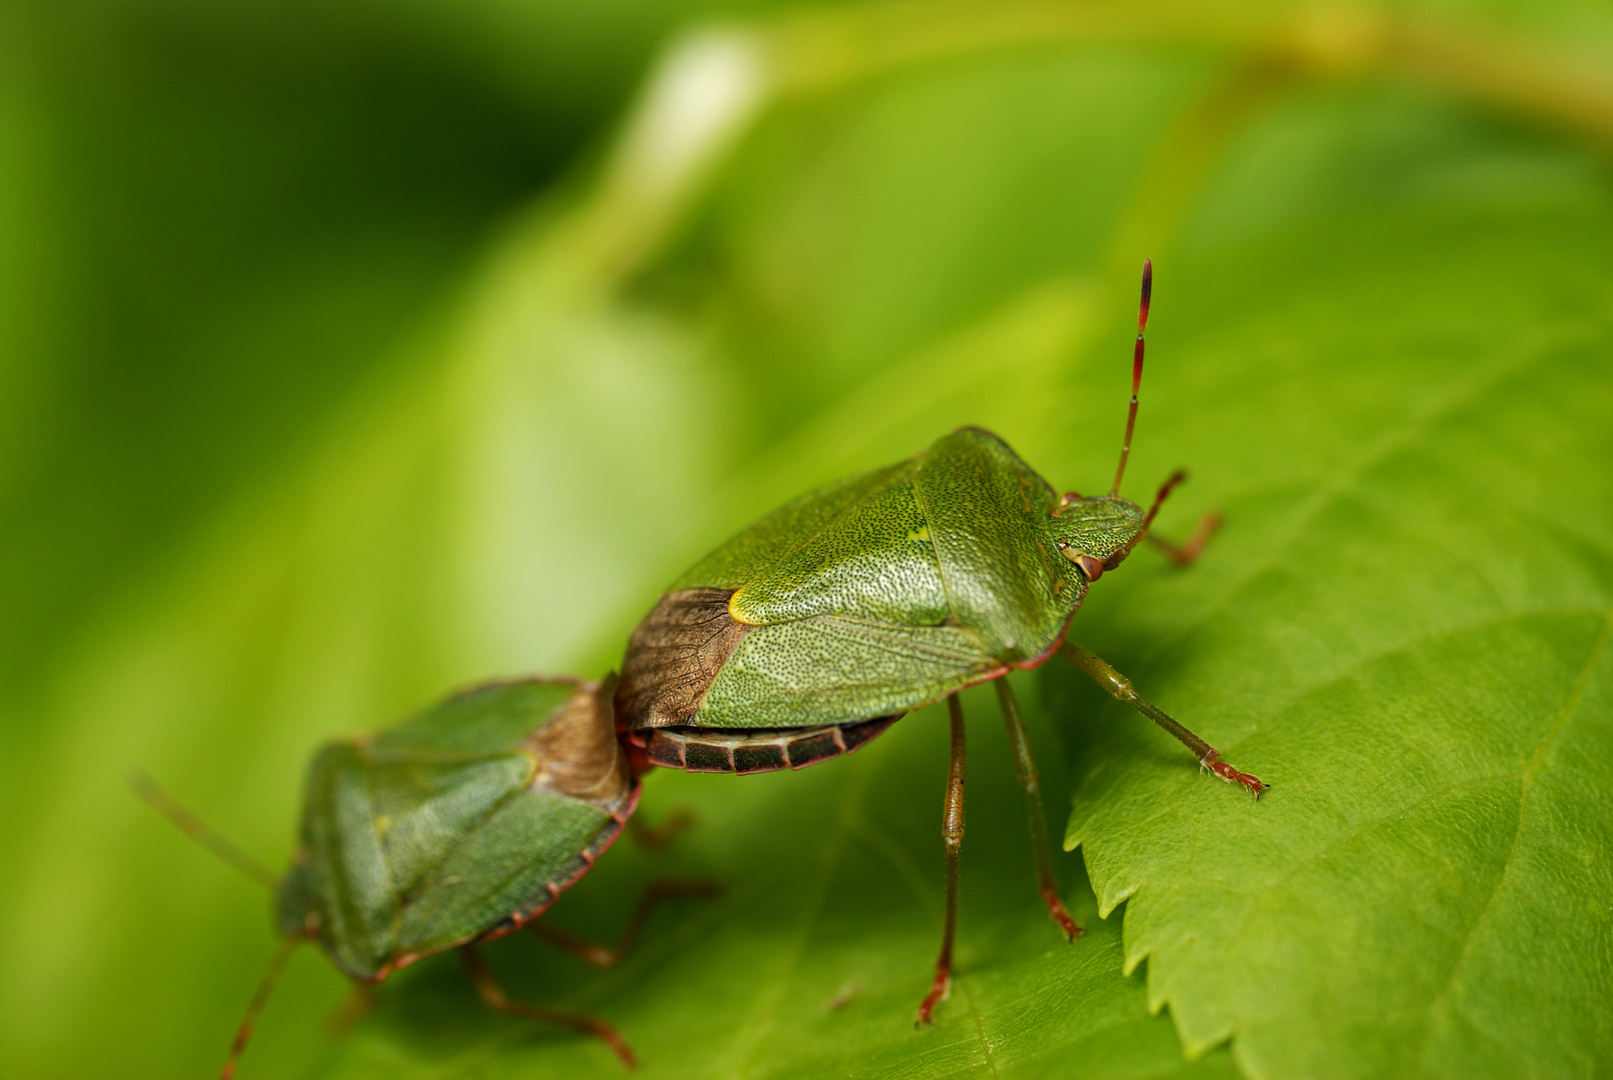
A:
1412 607 1613 1071
1130 337 1569 670
1184 605 1608 761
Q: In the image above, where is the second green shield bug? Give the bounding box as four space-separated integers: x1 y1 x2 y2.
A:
135 675 711 1076
615 261 1263 1023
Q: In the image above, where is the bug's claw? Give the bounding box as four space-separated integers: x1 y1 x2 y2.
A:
1042 887 1085 941
915 970 951 1027
1204 753 1266 799
594 1022 638 1070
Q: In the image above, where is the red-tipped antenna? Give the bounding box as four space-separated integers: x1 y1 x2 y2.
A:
1110 259 1152 496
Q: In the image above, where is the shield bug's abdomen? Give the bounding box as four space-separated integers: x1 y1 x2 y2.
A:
640 715 899 774
278 677 636 982
617 428 1118 748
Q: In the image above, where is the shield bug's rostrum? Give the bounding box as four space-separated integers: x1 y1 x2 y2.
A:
616 261 1264 1022
135 676 712 1076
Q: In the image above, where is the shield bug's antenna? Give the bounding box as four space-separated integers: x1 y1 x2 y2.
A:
127 769 279 889
220 935 301 1080
127 771 305 1078
1110 259 1151 496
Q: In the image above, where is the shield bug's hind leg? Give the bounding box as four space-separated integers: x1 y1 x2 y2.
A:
917 693 967 1026
993 679 1083 941
1059 640 1265 796
529 879 720 970
460 945 637 1069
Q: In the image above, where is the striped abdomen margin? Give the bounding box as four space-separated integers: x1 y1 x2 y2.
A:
641 716 900 775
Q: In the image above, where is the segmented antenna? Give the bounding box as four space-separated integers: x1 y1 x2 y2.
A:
221 936 301 1080
127 770 279 889
1110 259 1152 496
126 770 300 1079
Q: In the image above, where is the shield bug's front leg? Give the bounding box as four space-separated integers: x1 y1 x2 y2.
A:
1145 508 1222 566
917 693 967 1026
1059 640 1265 796
528 879 720 970
994 679 1083 942
460 945 637 1069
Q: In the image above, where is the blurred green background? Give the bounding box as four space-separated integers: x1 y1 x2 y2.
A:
2 1 1610 1078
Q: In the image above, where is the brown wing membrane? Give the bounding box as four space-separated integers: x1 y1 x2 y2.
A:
524 678 631 805
617 588 750 729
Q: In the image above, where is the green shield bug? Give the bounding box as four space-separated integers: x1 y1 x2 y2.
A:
135 675 711 1076
614 261 1264 1023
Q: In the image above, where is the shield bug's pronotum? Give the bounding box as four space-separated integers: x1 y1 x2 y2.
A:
614 260 1264 1023
134 675 713 1076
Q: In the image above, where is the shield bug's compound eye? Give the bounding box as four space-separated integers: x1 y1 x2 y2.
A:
1057 543 1105 582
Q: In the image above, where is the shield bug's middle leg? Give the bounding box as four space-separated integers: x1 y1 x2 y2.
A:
528 878 720 970
460 945 638 1069
626 808 696 851
917 693 967 1026
1059 640 1265 796
323 984 379 1039
993 678 1083 941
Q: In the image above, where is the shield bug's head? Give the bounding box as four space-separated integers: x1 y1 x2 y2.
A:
1048 259 1188 583
1048 494 1144 581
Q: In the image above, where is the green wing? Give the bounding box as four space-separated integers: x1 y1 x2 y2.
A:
282 679 631 981
729 461 949 627
395 788 610 958
674 463 905 591
294 742 414 979
699 616 1001 729
372 679 577 756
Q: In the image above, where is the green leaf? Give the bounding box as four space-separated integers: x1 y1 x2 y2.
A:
4 4 1612 1080
1059 108 1613 1080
